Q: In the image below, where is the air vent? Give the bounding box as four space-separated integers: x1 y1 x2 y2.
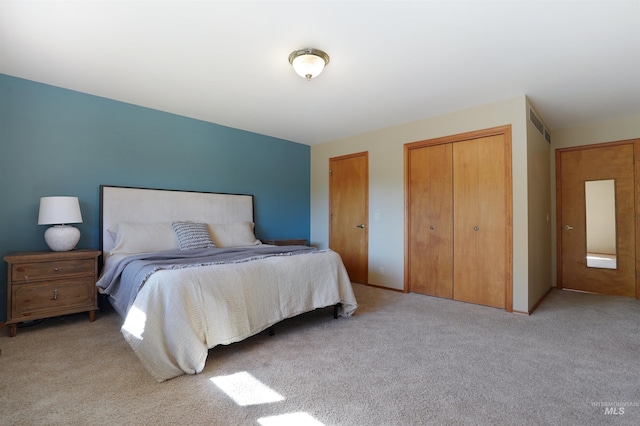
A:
529 105 550 144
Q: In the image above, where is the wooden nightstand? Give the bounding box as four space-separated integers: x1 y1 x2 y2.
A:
4 249 101 337
262 239 308 246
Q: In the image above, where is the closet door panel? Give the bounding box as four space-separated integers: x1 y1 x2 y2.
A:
407 144 453 298
452 139 481 304
453 135 507 308
478 135 508 307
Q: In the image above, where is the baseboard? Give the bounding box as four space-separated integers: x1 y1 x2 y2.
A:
363 284 554 313
513 287 553 315
360 282 405 293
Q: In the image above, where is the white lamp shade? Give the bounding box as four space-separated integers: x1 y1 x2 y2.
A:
38 196 83 225
292 54 327 80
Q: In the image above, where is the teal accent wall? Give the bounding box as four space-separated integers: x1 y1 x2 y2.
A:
0 74 310 322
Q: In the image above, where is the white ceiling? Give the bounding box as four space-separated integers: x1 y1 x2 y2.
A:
1 1 639 145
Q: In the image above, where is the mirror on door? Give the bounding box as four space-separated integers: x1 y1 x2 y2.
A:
585 179 617 269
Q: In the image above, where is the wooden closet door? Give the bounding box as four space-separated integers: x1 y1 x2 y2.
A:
407 143 453 298
453 135 508 308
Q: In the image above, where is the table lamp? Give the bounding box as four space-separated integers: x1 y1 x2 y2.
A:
38 196 83 251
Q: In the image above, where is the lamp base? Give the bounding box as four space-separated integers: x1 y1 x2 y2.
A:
44 225 80 252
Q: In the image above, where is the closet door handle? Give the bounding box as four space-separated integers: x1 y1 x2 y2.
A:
356 224 366 229
429 225 435 230
564 225 574 231
473 226 479 231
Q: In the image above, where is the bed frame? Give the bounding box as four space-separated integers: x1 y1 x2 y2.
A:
100 185 254 257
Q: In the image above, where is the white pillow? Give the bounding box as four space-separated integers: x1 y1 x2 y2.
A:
107 224 118 241
208 222 262 247
110 222 179 255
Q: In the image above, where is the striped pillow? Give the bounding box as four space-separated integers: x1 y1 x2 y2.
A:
172 222 216 250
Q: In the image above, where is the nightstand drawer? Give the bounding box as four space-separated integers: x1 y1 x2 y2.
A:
11 259 94 283
11 278 96 319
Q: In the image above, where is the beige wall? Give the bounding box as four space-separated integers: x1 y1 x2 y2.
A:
311 95 533 312
526 104 552 309
550 113 640 286
311 102 639 312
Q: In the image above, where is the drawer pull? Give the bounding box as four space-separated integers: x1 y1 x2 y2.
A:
53 289 58 300
54 267 59 272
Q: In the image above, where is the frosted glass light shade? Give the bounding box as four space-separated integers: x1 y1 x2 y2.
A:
38 196 83 251
288 48 330 81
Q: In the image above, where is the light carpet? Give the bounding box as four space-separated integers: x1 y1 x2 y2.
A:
1 284 639 425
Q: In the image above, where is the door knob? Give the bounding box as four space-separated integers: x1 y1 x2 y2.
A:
429 225 435 230
564 225 574 231
356 224 366 229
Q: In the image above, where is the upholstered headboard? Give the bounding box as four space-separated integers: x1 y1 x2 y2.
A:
100 185 254 256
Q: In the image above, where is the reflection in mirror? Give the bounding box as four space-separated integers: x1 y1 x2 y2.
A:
585 179 617 269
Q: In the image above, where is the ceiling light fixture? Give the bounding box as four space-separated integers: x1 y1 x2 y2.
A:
288 48 330 81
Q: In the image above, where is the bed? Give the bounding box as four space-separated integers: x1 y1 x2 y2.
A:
96 185 357 381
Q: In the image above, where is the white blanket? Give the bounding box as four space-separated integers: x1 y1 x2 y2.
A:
114 249 357 381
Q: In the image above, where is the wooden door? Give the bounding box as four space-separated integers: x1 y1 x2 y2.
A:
558 143 636 296
329 152 368 284
406 143 453 298
453 134 509 308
